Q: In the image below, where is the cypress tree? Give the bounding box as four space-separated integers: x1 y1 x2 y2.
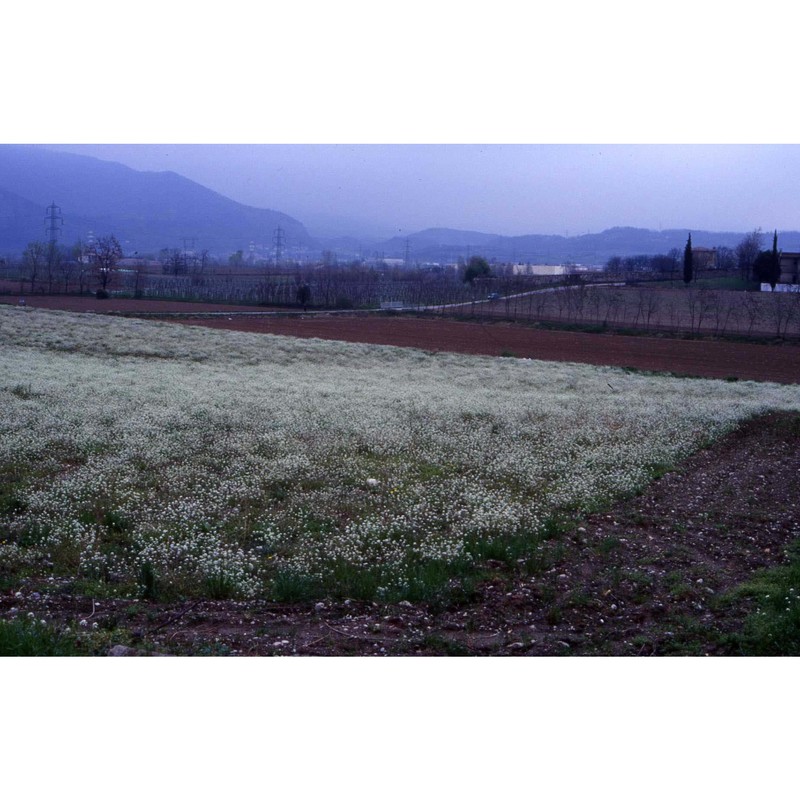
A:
770 230 780 289
683 233 693 285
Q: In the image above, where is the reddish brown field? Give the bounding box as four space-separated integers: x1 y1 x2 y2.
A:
175 314 800 384
3 292 798 383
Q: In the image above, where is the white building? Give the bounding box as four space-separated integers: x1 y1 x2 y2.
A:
511 264 567 276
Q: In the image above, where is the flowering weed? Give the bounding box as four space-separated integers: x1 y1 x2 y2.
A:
2 307 800 603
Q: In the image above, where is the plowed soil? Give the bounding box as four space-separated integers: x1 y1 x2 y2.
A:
175 314 800 384
4 293 798 383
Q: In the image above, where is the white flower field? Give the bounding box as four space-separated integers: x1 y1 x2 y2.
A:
2 306 800 602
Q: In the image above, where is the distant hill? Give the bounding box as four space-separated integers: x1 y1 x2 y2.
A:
0 186 90 254
5 146 799 266
381 226 800 265
0 146 312 256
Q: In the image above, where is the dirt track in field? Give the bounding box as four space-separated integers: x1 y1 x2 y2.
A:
175 314 800 384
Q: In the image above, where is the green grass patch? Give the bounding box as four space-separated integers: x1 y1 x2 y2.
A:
728 556 800 656
204 572 238 600
0 618 80 656
270 571 324 603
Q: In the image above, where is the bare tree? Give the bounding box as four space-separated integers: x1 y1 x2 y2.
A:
740 292 764 335
130 259 149 298
586 287 604 324
707 290 733 335
553 286 570 319
664 294 681 329
567 282 588 323
604 289 624 326
684 288 701 333
679 286 717 334
716 246 737 272
195 249 212 275
767 291 798 338
21 242 47 291
45 242 65 292
57 253 78 293
666 248 681 283
724 292 743 334
532 288 551 321
735 229 763 281
696 287 718 333
88 235 123 295
636 288 661 331
160 248 187 276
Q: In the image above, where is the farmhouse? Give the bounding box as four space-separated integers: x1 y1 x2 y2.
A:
691 247 717 270
779 251 800 285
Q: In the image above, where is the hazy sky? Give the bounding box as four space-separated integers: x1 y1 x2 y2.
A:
11 5 800 242
42 144 800 239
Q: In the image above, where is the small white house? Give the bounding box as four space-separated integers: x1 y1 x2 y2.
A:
761 283 800 293
512 264 567 276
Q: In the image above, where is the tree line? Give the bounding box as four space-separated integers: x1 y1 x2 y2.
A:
10 236 123 297
4 226 791 309
607 228 787 288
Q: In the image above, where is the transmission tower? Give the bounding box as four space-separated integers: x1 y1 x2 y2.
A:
273 226 285 267
404 237 411 268
44 202 63 244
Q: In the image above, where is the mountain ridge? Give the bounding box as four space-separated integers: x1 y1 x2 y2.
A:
3 146 799 264
0 145 312 255
376 225 800 265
